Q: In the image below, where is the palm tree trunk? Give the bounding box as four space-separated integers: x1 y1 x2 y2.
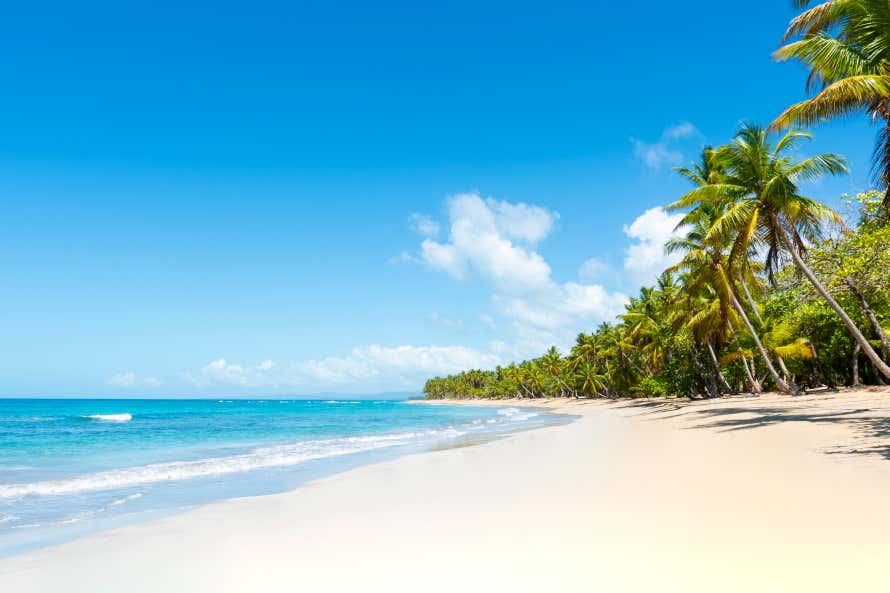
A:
742 273 800 383
852 342 862 387
730 293 798 395
772 214 890 380
842 277 890 362
730 290 798 394
746 278 799 385
739 278 764 324
776 355 792 383
706 339 733 394
807 338 830 388
740 351 761 394
623 352 646 376
739 274 796 378
726 323 762 393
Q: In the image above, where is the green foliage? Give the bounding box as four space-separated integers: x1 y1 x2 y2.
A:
423 170 890 400
632 375 670 399
772 0 890 199
423 7 890 399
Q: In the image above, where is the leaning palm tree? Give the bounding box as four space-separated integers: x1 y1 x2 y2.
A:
771 0 890 208
666 199 798 393
673 124 890 381
674 284 736 395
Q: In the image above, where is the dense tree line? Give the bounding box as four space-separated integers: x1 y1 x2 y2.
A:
424 2 890 400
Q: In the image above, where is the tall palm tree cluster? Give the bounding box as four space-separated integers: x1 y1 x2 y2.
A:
423 4 890 400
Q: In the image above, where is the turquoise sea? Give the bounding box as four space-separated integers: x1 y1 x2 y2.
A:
0 398 568 556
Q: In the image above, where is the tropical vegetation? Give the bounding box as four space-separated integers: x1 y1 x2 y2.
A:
423 7 890 400
771 0 890 209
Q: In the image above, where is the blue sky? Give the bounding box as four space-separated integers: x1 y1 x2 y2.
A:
0 1 878 396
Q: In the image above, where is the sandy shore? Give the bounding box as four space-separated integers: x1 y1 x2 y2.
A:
5 388 890 592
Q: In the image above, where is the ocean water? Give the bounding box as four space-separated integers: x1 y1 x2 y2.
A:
0 398 569 556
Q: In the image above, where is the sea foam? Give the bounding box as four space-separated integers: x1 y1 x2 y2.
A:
83 413 132 422
497 407 539 422
0 429 463 499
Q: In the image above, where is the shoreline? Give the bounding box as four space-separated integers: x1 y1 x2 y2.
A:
0 400 568 558
4 389 890 591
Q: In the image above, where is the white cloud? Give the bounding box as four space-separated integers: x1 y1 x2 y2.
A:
578 257 609 280
420 238 467 279
632 122 700 170
201 358 250 385
486 199 558 244
420 193 554 292
418 192 627 352
410 213 440 237
664 122 698 140
493 283 628 352
182 358 278 387
388 251 419 265
291 345 500 384
560 282 628 318
632 140 684 170
181 345 501 391
107 372 162 389
623 207 686 285
107 372 136 387
147 200 693 394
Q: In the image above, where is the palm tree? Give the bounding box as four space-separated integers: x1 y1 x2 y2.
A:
666 198 797 393
675 284 736 394
570 333 600 367
675 146 724 186
541 346 572 396
598 322 641 391
771 0 890 208
575 363 607 398
673 124 890 381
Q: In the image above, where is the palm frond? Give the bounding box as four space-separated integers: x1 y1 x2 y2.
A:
770 75 890 130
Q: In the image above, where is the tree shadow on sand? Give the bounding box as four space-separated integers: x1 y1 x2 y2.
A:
683 406 890 462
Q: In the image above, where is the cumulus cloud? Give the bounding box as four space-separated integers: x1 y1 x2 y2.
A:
181 345 501 391
181 358 267 387
623 207 686 285
631 121 700 170
485 199 558 244
420 239 466 279
291 345 500 384
417 192 627 352
420 193 555 291
107 372 162 388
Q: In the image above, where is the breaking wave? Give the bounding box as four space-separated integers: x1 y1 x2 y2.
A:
497 407 539 422
0 429 463 499
82 413 132 422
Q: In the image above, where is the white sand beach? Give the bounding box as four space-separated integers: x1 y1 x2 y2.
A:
4 389 890 592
